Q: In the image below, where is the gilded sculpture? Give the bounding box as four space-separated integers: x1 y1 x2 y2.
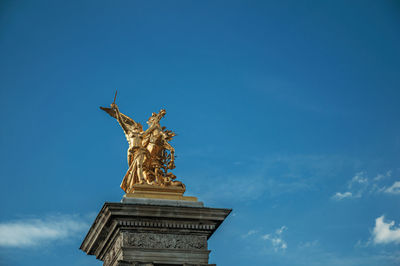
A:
100 94 185 195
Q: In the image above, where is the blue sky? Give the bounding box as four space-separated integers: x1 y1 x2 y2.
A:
1 1 400 265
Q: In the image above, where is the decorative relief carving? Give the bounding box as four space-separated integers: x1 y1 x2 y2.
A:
124 233 206 250
104 235 123 265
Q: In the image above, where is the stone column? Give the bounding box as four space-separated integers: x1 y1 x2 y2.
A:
80 199 231 266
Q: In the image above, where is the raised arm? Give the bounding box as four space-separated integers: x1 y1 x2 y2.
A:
111 103 131 135
100 103 139 134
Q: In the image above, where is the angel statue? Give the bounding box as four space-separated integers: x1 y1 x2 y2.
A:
100 97 184 193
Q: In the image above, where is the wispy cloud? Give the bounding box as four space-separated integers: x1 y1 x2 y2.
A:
348 171 368 188
372 216 400 245
331 191 353 200
188 154 356 203
0 215 89 247
262 226 288 252
332 171 396 200
242 229 258 238
384 181 400 195
331 171 368 200
374 170 391 181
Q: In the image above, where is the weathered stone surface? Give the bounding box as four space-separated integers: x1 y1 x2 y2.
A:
124 232 207 250
80 202 231 266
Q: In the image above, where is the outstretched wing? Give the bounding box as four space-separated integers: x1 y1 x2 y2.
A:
100 107 137 128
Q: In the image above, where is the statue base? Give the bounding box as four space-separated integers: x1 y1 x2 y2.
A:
125 183 198 201
121 196 204 207
80 201 231 266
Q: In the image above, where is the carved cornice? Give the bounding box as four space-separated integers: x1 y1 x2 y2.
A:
80 202 231 262
117 220 215 230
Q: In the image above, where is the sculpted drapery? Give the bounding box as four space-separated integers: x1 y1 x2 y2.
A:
100 103 184 193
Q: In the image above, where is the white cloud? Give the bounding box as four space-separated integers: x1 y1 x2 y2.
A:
372 215 400 244
348 172 368 188
276 225 287 235
332 191 353 200
0 215 89 247
374 174 385 181
372 170 393 183
262 226 288 252
333 170 398 201
332 172 368 200
242 229 258 238
384 181 400 194
187 154 357 203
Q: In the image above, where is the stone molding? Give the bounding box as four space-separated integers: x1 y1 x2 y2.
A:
117 220 215 230
80 202 231 266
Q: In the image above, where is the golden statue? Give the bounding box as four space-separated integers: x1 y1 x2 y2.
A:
100 93 190 200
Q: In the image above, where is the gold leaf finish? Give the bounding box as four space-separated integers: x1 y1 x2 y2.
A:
100 103 186 195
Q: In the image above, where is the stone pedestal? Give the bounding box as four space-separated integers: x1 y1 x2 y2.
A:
80 199 231 266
